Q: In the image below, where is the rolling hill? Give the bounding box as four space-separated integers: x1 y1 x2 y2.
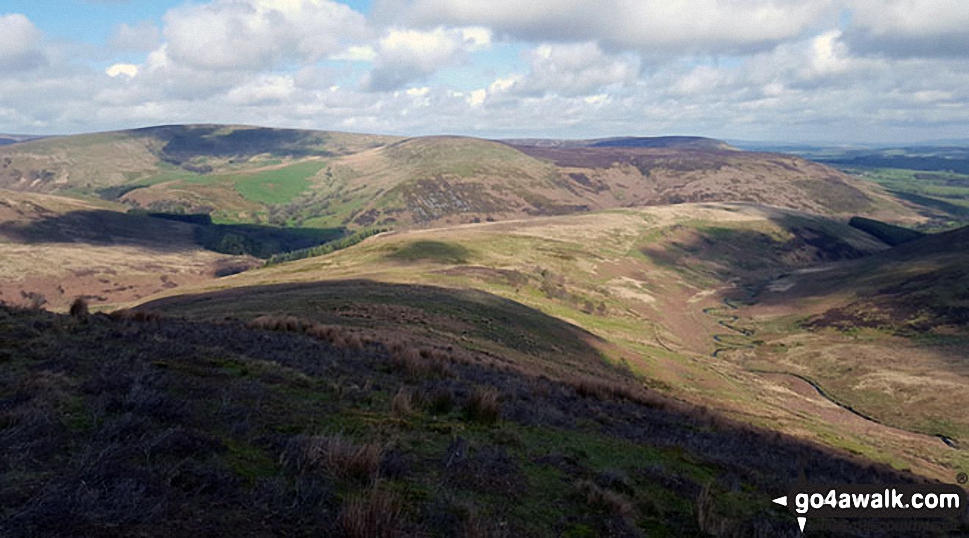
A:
502 135 734 150
0 125 918 229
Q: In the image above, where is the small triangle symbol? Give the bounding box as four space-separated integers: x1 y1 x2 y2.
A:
798 517 807 532
773 496 788 506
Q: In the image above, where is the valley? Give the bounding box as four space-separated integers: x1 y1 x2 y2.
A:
2 125 968 536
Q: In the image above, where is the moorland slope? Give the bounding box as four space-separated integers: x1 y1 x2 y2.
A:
134 204 967 482
0 126 917 228
734 225 969 444
0 303 941 538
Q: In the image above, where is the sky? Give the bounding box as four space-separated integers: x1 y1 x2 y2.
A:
0 0 967 143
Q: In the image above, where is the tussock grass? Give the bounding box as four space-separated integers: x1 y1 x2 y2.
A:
338 487 403 538
107 308 160 322
575 479 636 519
425 387 455 415
390 388 414 416
390 345 454 379
463 387 501 425
282 434 384 483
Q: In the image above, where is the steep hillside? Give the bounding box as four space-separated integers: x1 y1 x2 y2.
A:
512 144 897 216
133 204 965 481
271 137 915 229
758 225 969 334
2 304 934 537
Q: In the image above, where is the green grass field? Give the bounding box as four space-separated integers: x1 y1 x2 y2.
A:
233 161 327 204
841 167 969 226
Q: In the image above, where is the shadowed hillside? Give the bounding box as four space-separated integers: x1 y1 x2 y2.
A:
137 280 622 384
0 304 945 537
0 190 260 310
758 225 969 334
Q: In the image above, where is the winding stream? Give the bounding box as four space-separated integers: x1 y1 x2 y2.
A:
702 292 959 450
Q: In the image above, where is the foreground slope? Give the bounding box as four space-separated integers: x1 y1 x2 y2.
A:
135 204 966 481
0 304 941 537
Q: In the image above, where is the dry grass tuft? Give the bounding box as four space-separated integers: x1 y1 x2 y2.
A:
338 487 403 538
390 388 414 417
568 375 640 402
248 315 308 333
107 309 160 322
575 479 636 519
463 387 501 425
696 482 729 535
425 387 455 415
391 346 453 379
283 434 384 483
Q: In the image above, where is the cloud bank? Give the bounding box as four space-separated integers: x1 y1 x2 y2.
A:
1 0 967 143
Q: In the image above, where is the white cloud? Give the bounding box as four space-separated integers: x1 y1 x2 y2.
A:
489 42 638 98
3 0 969 145
376 0 838 55
162 0 368 71
106 63 139 78
225 75 296 105
330 45 378 61
466 88 486 107
0 14 46 71
364 26 493 91
848 0 969 38
845 0 969 57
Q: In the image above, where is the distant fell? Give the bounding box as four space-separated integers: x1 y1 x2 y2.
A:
0 134 45 146
503 135 732 150
0 124 918 227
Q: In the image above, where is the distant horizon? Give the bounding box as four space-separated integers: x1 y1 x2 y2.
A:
2 122 967 150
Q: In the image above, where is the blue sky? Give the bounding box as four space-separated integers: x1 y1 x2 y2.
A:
4 1 175 44
0 0 967 143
